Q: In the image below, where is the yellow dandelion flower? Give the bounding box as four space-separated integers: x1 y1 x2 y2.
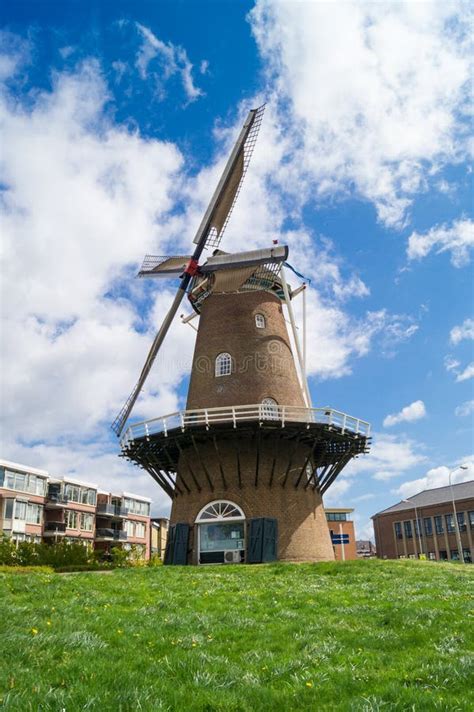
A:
31 628 38 635
305 682 313 688
117 629 123 635
46 621 52 626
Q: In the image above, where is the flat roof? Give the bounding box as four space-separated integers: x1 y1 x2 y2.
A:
122 491 152 503
0 459 49 478
373 480 474 517
324 507 354 513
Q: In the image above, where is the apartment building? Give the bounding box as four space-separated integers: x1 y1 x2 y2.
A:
150 517 169 558
0 462 48 544
372 480 474 563
0 459 151 559
44 477 97 545
325 507 357 560
96 490 151 559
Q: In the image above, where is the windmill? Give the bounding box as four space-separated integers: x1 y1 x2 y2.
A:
114 106 371 565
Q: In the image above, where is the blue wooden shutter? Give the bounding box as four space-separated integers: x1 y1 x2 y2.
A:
164 524 176 565
172 523 190 565
247 518 264 563
262 518 278 562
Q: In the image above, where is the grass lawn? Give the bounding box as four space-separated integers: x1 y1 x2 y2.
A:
0 559 472 711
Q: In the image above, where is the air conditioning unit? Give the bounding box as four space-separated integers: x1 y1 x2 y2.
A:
224 550 242 563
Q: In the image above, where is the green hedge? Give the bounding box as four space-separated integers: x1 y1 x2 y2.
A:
0 535 152 570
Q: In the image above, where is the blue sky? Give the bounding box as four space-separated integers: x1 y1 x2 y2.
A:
1 1 473 539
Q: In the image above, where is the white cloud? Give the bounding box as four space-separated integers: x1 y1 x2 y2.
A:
455 400 474 417
456 362 474 382
322 477 351 505
383 400 426 428
450 318 474 345
445 355 461 372
135 23 203 102
0 58 198 448
0 30 31 80
394 458 474 499
250 1 472 227
407 217 474 267
342 433 427 484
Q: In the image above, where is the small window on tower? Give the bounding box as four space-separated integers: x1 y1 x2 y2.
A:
261 397 278 419
215 352 232 377
255 314 266 329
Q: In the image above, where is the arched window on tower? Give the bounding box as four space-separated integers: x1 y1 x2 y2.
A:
261 397 278 420
255 313 266 329
215 352 232 377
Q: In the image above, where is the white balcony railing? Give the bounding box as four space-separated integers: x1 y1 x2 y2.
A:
120 404 370 449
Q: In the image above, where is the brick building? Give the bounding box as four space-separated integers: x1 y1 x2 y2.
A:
325 507 357 560
0 459 151 559
372 480 473 563
150 517 169 558
356 540 376 558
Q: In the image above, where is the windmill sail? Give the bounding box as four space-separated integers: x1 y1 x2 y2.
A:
111 106 266 437
138 255 191 279
192 105 265 250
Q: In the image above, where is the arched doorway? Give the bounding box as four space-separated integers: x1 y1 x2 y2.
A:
195 500 246 564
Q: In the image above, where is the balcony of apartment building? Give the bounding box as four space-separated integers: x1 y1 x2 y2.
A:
95 528 128 542
45 482 69 508
43 521 67 537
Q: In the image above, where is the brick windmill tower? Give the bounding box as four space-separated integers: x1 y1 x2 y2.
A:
113 107 370 565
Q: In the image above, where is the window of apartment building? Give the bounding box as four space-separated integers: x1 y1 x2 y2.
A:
135 522 146 538
255 314 266 329
445 513 455 534
463 548 472 563
403 521 413 539
456 512 466 532
3 499 14 519
13 501 27 520
64 484 96 506
124 520 135 536
122 498 150 517
469 511 474 529
450 549 460 561
80 513 94 531
65 510 78 529
414 518 422 537
428 552 436 560
26 503 43 525
423 518 433 536
3 469 46 496
3 499 43 524
394 522 403 540
11 533 41 544
434 516 444 535
439 550 448 560
327 512 348 522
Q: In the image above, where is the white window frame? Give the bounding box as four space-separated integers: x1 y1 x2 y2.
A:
124 519 135 536
135 522 146 538
80 513 94 531
215 352 232 377
261 397 278 420
255 313 266 329
196 500 245 523
65 510 79 530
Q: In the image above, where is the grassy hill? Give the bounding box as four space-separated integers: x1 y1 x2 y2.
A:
0 560 472 711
